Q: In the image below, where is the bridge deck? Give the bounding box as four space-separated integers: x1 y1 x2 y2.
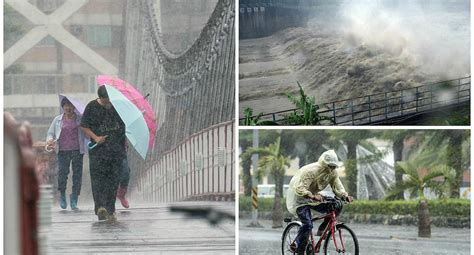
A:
40 202 235 254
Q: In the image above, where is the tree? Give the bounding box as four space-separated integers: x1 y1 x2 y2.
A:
381 130 418 199
239 130 254 197
421 130 469 198
285 82 334 125
244 136 290 228
239 130 279 196
445 130 467 198
386 162 454 237
240 148 253 197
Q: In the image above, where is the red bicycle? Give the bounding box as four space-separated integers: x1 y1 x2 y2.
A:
281 196 359 255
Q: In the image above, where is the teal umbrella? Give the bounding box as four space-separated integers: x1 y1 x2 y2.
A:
104 85 149 159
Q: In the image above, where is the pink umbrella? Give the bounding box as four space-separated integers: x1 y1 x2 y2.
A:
96 75 157 150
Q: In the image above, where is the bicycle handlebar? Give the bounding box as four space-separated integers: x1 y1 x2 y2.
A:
311 195 350 204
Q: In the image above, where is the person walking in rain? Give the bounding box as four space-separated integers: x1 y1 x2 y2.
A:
46 97 87 210
286 150 354 254
80 85 126 221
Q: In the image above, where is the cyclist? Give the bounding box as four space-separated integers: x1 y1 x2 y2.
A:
286 150 353 254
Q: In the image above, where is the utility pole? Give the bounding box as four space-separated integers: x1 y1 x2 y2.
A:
248 129 262 227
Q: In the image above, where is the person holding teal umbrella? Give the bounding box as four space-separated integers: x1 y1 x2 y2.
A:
80 86 126 221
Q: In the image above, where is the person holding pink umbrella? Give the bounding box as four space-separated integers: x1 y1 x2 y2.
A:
96 75 158 209
96 75 157 149
46 96 87 210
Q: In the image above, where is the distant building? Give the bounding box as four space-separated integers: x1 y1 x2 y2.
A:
4 0 125 141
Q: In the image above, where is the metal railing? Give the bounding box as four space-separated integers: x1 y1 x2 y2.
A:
132 121 235 203
240 76 471 125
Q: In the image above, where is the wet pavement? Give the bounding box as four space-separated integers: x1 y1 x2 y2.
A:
41 202 235 254
239 219 470 255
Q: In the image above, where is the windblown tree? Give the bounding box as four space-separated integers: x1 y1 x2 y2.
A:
239 130 254 197
445 130 469 198
386 161 455 238
417 130 470 198
243 136 290 228
381 130 418 200
239 130 279 196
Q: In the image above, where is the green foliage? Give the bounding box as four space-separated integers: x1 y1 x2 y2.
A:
239 197 470 218
242 135 289 227
239 130 281 196
241 107 279 126
343 199 470 217
285 82 334 125
243 136 290 182
239 196 287 212
242 107 261 126
445 112 470 125
415 130 469 197
385 162 455 200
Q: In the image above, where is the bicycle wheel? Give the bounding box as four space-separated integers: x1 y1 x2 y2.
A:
281 222 301 255
323 224 359 255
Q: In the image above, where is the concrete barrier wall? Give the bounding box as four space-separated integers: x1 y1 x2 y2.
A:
133 121 234 202
239 5 305 39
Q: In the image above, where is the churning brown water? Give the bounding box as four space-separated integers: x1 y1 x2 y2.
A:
239 1 470 115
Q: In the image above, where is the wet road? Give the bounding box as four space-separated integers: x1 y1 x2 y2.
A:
41 202 235 254
239 219 470 255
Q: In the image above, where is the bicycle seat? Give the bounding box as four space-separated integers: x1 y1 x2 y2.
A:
283 217 292 223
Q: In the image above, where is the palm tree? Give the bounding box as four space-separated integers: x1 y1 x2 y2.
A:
386 162 454 238
244 136 291 228
240 130 254 197
421 130 469 198
445 130 467 198
240 150 253 197
239 130 279 196
381 130 418 199
285 82 334 125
